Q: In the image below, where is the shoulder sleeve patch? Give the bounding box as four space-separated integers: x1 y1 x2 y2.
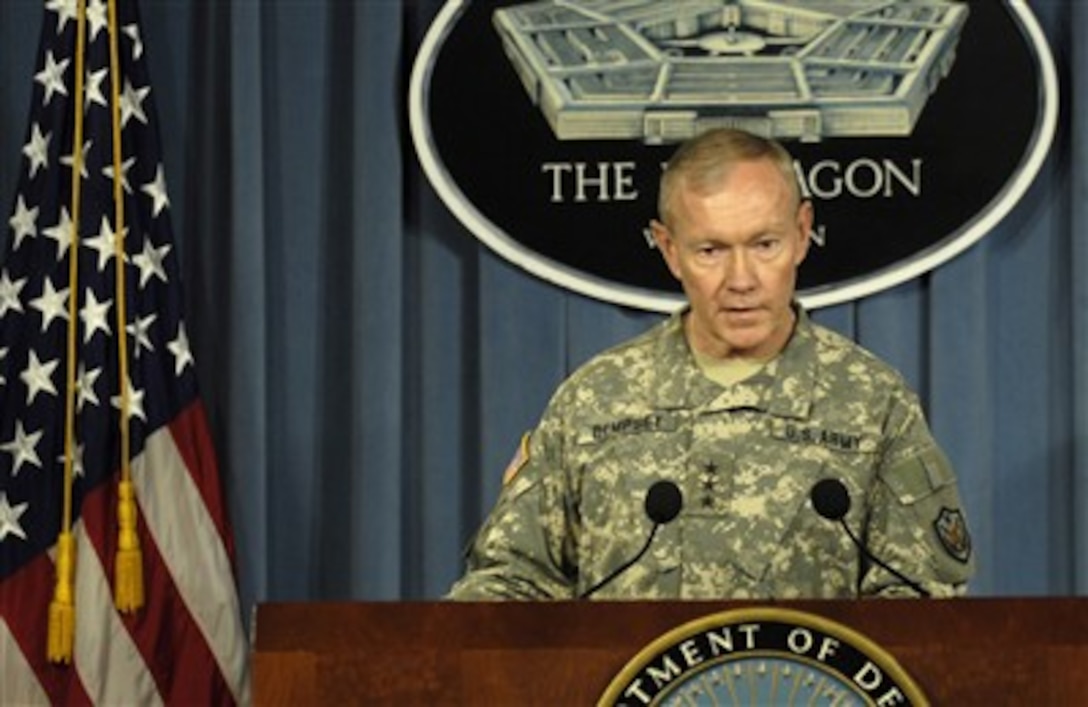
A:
933 506 972 564
502 432 531 486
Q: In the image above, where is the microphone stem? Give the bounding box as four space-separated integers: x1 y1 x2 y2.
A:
839 519 930 598
579 523 661 600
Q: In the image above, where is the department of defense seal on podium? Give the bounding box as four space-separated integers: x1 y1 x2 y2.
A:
599 607 928 706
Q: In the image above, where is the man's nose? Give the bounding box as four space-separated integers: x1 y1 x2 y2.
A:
725 249 757 290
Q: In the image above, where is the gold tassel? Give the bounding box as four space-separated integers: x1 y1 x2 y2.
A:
114 479 144 612
47 532 76 664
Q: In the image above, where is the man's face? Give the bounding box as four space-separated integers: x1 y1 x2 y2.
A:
651 158 813 360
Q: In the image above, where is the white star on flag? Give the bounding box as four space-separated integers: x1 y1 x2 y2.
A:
75 362 102 411
22 124 52 179
0 273 27 318
126 313 157 358
85 66 109 109
132 238 169 286
110 376 147 423
8 196 39 251
0 421 43 478
102 155 136 194
56 442 86 479
19 351 60 406
85 0 109 41
41 206 73 262
168 323 194 376
59 139 91 179
79 287 113 342
141 164 169 216
0 493 30 543
44 0 78 34
33 51 69 105
120 78 150 127
28 278 69 333
84 215 123 271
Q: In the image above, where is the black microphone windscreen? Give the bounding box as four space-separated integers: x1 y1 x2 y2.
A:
811 478 851 521
645 480 683 525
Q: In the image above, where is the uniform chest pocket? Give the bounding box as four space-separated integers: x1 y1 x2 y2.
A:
577 468 685 597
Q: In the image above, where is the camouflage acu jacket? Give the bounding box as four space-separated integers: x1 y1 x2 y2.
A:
448 308 975 600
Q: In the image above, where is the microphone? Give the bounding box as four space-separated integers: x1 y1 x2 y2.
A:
810 478 931 598
579 480 683 599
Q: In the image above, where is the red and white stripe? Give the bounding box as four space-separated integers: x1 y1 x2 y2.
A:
0 401 249 706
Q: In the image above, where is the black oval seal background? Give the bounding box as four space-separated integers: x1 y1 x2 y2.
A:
418 1 1051 308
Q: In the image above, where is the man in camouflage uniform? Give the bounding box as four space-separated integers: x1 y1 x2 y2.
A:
448 128 974 600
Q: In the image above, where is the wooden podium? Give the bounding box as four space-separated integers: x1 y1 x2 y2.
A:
251 597 1088 705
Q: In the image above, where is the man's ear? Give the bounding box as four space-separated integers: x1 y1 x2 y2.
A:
650 219 682 281
794 200 814 266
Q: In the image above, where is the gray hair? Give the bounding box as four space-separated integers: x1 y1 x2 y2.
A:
658 128 801 226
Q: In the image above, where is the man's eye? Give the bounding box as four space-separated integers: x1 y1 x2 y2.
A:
753 239 782 256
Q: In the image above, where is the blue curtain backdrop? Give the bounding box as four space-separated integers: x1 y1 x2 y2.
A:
1 0 1086 620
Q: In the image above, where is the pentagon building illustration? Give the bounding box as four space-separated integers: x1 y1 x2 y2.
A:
492 0 969 142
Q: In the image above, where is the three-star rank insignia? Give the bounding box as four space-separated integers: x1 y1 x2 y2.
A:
698 461 720 510
934 507 972 563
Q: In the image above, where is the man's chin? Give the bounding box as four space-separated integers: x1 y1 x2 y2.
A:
712 319 774 350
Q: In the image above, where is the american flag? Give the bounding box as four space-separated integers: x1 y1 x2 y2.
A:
0 1 249 704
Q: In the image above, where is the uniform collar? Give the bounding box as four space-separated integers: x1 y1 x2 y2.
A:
651 304 815 419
